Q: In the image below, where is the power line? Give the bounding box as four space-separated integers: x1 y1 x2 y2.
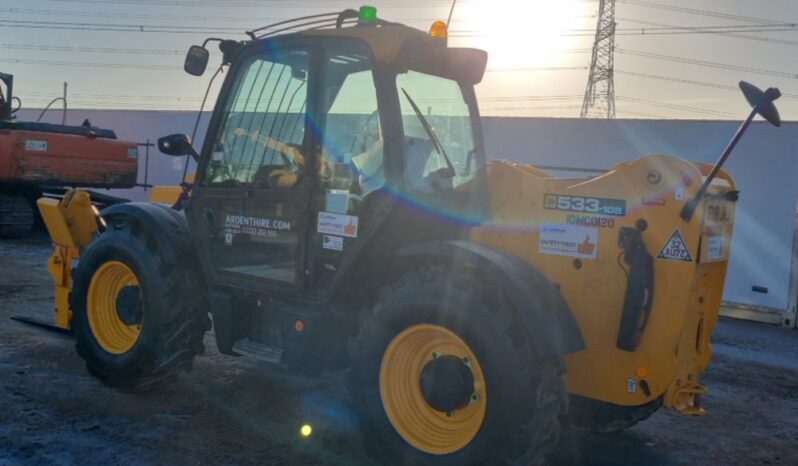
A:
0 7 443 24
3 17 796 37
616 96 740 118
0 58 181 71
29 0 451 8
1 43 184 55
615 70 798 100
617 49 798 79
618 17 798 46
451 23 798 38
0 19 245 34
619 0 793 26
486 66 590 73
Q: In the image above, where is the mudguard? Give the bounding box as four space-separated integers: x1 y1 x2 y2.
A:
100 202 194 265
395 240 586 356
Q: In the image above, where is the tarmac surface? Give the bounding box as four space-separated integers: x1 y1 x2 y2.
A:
1 232 797 465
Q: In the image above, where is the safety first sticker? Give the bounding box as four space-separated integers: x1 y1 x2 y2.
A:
317 212 358 238
657 228 693 262
539 224 598 259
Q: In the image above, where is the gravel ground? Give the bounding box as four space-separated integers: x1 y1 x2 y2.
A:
1 233 797 465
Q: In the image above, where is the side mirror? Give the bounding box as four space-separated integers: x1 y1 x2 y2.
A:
184 45 209 77
158 134 199 160
740 81 781 127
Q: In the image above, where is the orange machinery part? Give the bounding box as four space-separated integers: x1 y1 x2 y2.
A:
0 129 138 188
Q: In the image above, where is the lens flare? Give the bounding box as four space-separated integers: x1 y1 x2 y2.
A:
300 424 312 438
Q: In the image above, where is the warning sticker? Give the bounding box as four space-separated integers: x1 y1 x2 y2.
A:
322 235 344 251
657 228 693 262
707 235 725 260
317 212 358 238
539 224 598 259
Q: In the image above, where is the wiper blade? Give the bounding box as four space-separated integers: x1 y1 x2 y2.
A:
401 88 455 178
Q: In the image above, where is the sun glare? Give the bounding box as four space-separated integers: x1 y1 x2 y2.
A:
459 0 588 70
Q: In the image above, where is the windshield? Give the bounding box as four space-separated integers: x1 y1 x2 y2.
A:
397 71 478 193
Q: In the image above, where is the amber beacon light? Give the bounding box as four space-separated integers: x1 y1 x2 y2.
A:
429 20 448 41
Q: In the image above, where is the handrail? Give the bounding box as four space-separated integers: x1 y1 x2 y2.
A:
246 9 395 40
246 12 341 39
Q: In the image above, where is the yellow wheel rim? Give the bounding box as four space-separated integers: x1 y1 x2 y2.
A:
87 261 142 354
379 324 487 455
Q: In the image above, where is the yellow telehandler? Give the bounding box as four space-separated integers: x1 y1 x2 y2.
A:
30 6 781 465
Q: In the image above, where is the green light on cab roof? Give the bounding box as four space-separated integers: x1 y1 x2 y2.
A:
359 5 377 22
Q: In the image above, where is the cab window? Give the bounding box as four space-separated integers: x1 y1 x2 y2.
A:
396 71 477 193
205 50 309 189
320 44 384 211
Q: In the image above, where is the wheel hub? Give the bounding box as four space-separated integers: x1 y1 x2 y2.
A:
420 354 476 412
115 285 143 325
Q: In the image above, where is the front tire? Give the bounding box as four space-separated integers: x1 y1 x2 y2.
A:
71 217 210 389
349 268 563 465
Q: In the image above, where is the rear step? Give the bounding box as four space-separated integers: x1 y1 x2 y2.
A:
232 338 284 364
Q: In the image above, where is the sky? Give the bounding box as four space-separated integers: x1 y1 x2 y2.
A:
2 0 798 120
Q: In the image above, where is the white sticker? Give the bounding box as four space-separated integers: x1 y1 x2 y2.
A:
25 139 47 152
707 235 725 260
128 147 139 159
224 232 233 246
322 235 344 251
317 212 358 238
657 228 693 262
627 378 638 393
539 223 598 259
325 190 350 214
675 186 685 201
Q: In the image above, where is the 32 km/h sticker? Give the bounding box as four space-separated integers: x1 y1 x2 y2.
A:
657 228 693 262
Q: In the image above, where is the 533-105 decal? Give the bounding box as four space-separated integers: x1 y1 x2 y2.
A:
544 194 627 217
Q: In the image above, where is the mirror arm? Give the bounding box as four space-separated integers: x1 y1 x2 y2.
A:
187 147 200 162
680 106 757 221
681 85 781 222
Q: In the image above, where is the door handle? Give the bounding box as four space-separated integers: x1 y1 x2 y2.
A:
204 208 217 235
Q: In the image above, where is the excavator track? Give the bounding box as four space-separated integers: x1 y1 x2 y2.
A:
0 194 34 238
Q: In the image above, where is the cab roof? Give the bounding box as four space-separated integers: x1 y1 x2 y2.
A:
299 23 431 65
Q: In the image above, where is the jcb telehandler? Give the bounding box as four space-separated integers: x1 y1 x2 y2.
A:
33 7 781 465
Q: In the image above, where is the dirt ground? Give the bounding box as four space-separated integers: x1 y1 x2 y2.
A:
1 233 797 465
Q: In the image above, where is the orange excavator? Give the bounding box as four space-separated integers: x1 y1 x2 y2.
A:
0 72 138 237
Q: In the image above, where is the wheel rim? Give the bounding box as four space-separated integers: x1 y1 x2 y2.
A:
87 261 142 354
379 324 487 455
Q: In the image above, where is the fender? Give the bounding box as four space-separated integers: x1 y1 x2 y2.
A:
100 202 194 265
395 240 586 356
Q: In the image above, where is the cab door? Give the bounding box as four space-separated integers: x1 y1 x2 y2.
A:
190 45 314 292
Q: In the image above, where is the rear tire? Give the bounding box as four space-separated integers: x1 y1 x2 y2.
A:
349 267 563 465
71 216 210 389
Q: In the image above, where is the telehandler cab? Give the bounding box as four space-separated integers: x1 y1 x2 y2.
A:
32 6 781 465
